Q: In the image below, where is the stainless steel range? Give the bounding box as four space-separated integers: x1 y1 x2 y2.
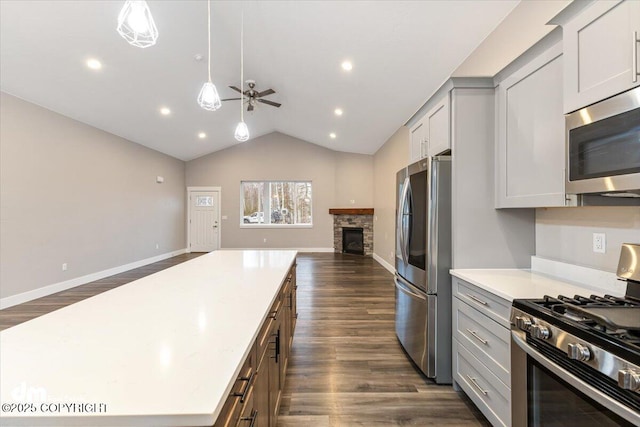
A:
511 243 640 426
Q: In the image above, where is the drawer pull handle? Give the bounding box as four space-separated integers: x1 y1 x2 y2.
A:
232 371 255 403
466 329 488 345
241 409 258 427
466 294 488 306
466 375 489 396
268 309 278 320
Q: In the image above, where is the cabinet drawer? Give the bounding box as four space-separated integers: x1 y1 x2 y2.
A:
453 277 511 328
453 297 510 386
453 339 510 427
215 347 256 427
256 293 282 365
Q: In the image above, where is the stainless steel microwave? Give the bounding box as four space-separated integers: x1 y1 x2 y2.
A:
566 87 640 205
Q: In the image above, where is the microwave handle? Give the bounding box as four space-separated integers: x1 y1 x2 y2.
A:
633 31 639 83
511 332 640 425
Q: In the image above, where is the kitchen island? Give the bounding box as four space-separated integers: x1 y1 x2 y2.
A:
0 250 297 426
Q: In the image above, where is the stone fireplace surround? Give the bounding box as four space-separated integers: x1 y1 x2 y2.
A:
329 209 374 256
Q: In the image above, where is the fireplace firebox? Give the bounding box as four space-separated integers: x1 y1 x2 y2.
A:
342 227 364 255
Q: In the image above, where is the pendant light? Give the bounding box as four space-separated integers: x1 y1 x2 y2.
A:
234 13 250 142
117 1 158 48
197 0 222 111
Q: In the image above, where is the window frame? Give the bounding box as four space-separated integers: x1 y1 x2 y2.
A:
239 180 313 229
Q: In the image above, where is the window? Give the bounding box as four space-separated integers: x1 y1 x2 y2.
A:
241 181 312 227
195 196 213 206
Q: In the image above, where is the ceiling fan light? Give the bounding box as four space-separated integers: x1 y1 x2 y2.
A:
198 81 222 111
117 1 158 48
234 121 250 142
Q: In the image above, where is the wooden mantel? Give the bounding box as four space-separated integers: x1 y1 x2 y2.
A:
329 208 374 215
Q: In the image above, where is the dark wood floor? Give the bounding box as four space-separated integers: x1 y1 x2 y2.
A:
0 252 489 426
278 253 490 426
0 253 205 331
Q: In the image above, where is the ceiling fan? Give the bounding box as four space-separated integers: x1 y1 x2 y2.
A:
221 80 281 111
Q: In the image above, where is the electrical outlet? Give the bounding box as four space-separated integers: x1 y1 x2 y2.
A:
263 238 267 243
62 263 68 271
593 233 606 253
350 199 355 204
155 243 159 249
390 251 394 259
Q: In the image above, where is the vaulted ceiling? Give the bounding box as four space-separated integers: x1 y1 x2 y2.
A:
0 1 519 161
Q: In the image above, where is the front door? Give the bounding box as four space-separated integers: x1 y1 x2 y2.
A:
189 190 220 252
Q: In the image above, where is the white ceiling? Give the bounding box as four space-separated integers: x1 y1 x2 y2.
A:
0 0 519 161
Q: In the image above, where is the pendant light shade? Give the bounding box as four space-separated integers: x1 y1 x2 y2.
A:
198 0 221 111
198 82 222 111
117 1 158 48
235 12 249 142
235 121 250 142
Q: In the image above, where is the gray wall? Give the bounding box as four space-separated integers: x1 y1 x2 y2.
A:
185 132 373 249
0 93 186 299
536 207 640 272
373 127 409 267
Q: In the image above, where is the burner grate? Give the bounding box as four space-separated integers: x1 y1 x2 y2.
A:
534 294 640 347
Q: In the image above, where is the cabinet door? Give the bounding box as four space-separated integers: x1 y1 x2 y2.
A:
496 41 567 208
426 95 450 156
268 318 282 427
563 0 640 113
253 361 269 427
409 119 426 162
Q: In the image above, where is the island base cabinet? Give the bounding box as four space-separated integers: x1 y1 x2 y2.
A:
214 261 296 427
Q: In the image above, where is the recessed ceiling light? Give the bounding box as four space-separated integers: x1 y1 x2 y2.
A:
198 132 207 139
329 133 337 139
334 108 343 116
86 58 102 70
160 107 171 116
341 61 353 71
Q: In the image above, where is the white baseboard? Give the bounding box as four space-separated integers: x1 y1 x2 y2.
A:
373 253 395 274
0 248 188 310
221 247 335 252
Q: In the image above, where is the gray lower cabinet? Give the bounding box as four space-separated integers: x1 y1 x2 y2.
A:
214 262 296 427
452 277 511 427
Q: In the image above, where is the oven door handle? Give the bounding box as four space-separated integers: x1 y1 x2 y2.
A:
511 331 640 426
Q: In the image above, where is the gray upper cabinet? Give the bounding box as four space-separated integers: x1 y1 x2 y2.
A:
409 118 426 163
561 0 640 113
408 94 450 163
425 95 450 157
495 38 571 208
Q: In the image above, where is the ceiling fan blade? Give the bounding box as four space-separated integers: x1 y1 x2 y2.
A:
221 98 241 101
229 86 243 93
248 103 254 112
257 89 275 97
257 99 281 108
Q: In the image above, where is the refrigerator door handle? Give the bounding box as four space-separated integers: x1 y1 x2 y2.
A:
395 276 426 300
398 176 410 264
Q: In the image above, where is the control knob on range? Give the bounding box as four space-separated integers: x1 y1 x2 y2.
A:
531 324 551 339
618 369 640 391
567 343 591 361
515 316 532 331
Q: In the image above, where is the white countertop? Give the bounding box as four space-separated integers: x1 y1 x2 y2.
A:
450 267 626 302
0 250 297 426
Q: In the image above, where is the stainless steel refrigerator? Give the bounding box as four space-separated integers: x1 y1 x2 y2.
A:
395 156 452 384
